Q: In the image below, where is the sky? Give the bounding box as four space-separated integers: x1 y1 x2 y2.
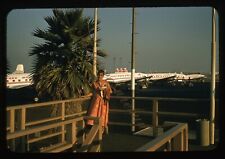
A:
7 7 219 74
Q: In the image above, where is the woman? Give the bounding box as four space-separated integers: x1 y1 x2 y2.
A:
86 70 112 134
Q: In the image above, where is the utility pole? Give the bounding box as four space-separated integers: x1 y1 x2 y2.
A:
210 7 216 145
93 8 98 77
131 7 136 132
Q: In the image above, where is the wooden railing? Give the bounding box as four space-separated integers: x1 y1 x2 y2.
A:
135 122 188 151
6 95 210 152
78 116 102 152
7 115 102 152
7 96 91 132
109 96 209 135
7 117 82 152
6 96 93 152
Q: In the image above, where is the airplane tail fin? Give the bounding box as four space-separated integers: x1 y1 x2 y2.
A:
14 64 24 74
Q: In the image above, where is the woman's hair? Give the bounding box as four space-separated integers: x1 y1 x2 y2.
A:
97 69 105 75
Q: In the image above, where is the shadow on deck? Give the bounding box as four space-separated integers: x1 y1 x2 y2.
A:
101 126 219 152
102 133 154 152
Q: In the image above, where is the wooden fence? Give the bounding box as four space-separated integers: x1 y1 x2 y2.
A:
109 96 209 135
6 96 210 152
6 96 103 152
136 122 188 151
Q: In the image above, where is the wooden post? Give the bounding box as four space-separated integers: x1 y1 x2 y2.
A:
61 125 65 143
171 132 183 151
66 121 77 151
97 117 102 152
166 140 171 151
21 108 26 130
9 109 15 133
152 100 159 137
183 128 188 151
20 108 26 152
61 102 65 120
81 120 85 144
61 102 65 143
180 132 184 151
9 109 15 151
71 122 77 145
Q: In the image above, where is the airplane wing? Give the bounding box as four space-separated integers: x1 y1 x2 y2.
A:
174 74 206 83
107 76 152 85
149 75 177 83
135 76 153 82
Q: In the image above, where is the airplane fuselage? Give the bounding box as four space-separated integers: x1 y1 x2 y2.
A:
104 71 149 83
146 73 177 80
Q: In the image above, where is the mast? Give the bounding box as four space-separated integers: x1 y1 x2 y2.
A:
131 7 136 132
210 7 216 145
93 8 98 77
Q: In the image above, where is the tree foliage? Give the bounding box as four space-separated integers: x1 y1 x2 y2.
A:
30 9 106 100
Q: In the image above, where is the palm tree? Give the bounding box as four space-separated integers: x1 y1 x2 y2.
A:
29 9 107 115
30 9 106 99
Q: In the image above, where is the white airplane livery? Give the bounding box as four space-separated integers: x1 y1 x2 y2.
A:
103 68 151 84
103 68 177 84
6 64 33 89
146 72 177 81
103 68 206 86
6 65 206 89
174 72 206 82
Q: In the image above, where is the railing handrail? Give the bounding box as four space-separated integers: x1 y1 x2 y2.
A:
7 115 102 152
111 96 211 102
6 95 209 152
136 122 188 151
7 96 91 110
7 117 83 140
7 96 213 111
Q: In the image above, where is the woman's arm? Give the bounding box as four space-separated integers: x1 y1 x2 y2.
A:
107 82 113 94
92 81 99 90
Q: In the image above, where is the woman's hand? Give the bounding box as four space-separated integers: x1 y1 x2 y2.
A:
100 86 107 91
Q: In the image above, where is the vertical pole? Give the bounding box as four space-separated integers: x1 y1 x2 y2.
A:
98 117 102 152
61 102 65 120
71 122 77 145
152 99 158 137
21 108 26 152
183 126 189 151
171 132 183 151
93 8 98 77
131 7 136 132
61 102 65 143
9 109 15 133
166 140 171 151
20 108 26 130
81 120 85 144
9 109 15 151
210 7 216 145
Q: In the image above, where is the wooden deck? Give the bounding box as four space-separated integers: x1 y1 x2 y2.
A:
101 126 219 152
6 96 219 152
101 133 153 152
